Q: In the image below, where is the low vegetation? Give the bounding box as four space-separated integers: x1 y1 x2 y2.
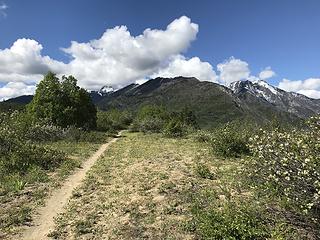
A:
1 71 319 239
97 109 132 132
50 127 320 239
0 72 111 237
192 121 252 158
131 105 198 137
245 116 320 234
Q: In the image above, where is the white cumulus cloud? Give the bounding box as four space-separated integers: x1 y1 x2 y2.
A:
259 67 275 80
62 16 199 89
0 16 206 99
0 38 67 100
278 78 320 99
217 57 250 85
1 15 319 100
0 38 64 76
0 82 36 101
0 38 66 83
216 58 277 85
151 55 217 82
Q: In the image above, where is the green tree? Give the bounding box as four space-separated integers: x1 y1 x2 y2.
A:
177 107 198 129
28 72 96 129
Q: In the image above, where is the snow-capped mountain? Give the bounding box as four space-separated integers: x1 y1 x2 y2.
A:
99 85 114 95
230 80 278 101
3 77 320 127
229 80 320 118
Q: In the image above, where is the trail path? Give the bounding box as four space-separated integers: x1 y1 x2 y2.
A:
20 132 122 240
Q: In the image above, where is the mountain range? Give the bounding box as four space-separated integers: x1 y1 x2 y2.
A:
2 77 320 128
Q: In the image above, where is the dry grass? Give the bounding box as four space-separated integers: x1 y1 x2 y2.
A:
50 132 242 239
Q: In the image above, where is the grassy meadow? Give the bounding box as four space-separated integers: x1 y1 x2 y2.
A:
49 130 319 239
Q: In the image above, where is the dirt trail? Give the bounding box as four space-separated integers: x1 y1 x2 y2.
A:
20 132 122 240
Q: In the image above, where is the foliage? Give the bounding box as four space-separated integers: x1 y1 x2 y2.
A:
246 115 320 225
194 163 215 180
209 122 251 158
0 109 106 194
131 105 169 133
0 137 65 172
0 136 65 193
163 108 199 138
97 109 132 132
63 127 108 143
24 124 67 142
96 111 113 131
0 110 32 140
132 105 198 137
0 102 25 113
137 117 166 133
162 118 186 137
192 130 213 143
0 110 108 144
27 72 97 129
190 199 270 239
176 107 199 129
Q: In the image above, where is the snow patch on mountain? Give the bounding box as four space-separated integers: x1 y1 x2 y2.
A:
229 80 282 104
99 85 114 95
253 80 278 95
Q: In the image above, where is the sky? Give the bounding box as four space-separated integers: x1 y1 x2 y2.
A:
1 0 320 100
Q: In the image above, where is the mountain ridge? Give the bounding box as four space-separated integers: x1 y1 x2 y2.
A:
230 79 320 118
2 76 320 128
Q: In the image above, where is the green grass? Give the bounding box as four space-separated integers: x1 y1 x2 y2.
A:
0 139 102 237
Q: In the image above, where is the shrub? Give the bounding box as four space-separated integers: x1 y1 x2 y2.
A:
0 111 32 140
177 107 199 129
0 111 69 193
133 105 169 133
192 130 213 143
75 131 108 143
190 200 270 239
163 109 198 138
97 109 132 132
63 127 108 143
210 122 250 158
97 111 113 131
195 163 215 180
0 111 106 144
24 124 66 142
163 118 186 137
109 109 132 129
138 117 166 133
0 111 71 142
132 105 198 136
0 137 65 173
246 116 320 223
0 136 66 193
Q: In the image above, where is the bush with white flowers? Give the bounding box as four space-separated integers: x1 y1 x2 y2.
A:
247 116 320 221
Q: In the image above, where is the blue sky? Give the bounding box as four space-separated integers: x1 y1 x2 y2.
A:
1 0 320 99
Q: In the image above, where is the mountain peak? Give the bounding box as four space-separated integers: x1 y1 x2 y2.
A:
99 85 114 95
252 80 278 94
229 79 320 118
229 79 281 102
